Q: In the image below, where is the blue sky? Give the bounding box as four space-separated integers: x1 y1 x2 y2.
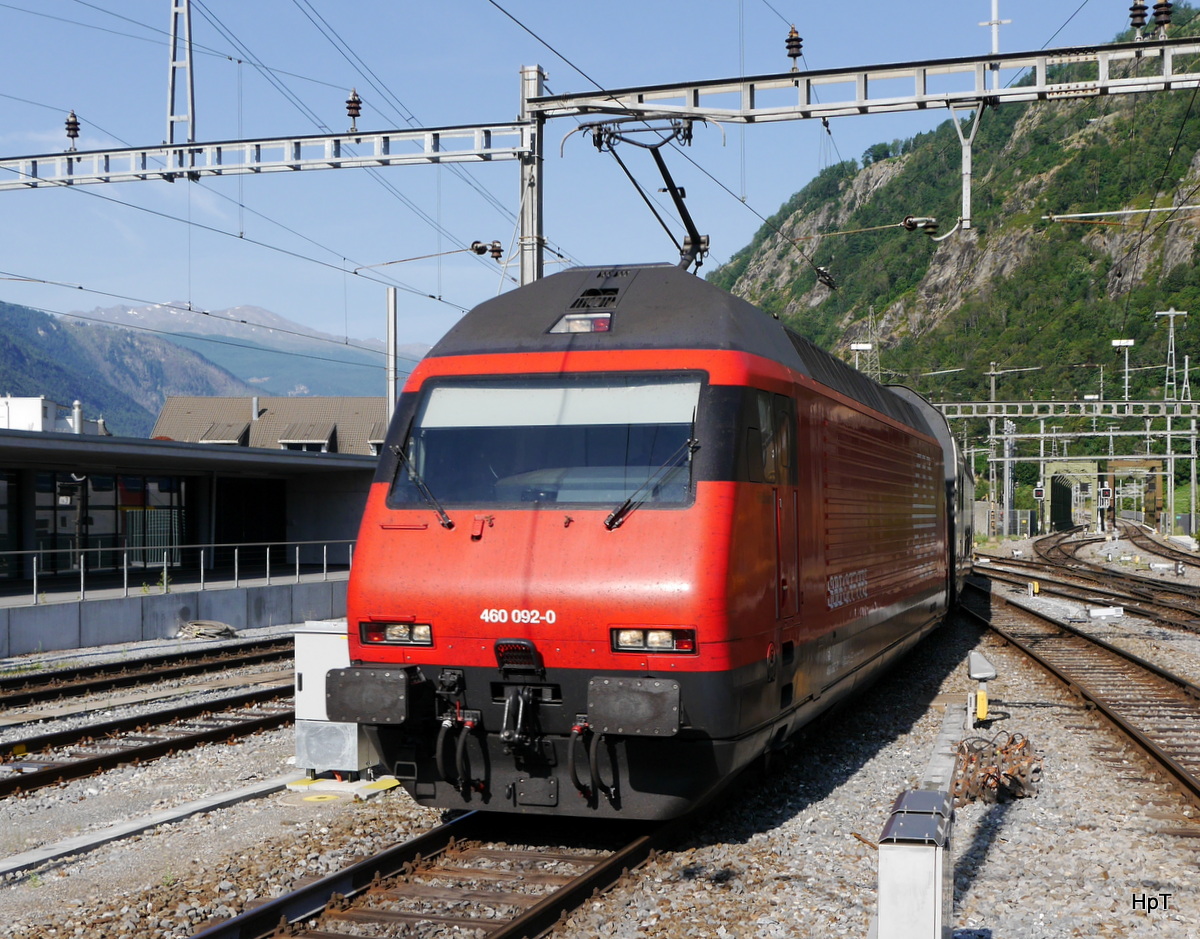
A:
0 1 1121 350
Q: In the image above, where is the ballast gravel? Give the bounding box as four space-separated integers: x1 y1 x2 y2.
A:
553 604 1198 939
0 610 1197 938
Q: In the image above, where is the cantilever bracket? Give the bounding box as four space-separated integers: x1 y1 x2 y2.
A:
948 102 985 234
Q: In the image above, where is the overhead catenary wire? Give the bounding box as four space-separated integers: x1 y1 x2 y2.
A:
189 1 524 284
287 0 580 270
484 0 834 280
0 95 462 312
8 295 411 377
0 268 424 367
7 0 1171 374
3 2 503 336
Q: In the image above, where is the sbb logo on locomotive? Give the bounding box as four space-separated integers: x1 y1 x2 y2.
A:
826 569 869 610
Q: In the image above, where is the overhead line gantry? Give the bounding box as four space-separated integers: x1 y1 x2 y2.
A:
2 37 1200 282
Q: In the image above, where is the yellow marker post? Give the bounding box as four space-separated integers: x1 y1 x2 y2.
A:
968 651 998 727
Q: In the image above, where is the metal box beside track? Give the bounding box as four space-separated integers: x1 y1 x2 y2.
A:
293 620 379 774
877 788 954 939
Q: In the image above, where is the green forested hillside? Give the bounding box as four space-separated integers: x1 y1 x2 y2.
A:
709 6 1200 408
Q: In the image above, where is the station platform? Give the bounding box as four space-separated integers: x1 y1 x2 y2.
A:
0 566 349 658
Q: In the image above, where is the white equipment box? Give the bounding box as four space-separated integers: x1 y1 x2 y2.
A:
293 620 380 775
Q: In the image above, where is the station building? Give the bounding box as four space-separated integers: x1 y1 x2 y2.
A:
0 399 384 656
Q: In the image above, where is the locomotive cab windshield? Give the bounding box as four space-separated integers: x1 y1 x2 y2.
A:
387 372 702 509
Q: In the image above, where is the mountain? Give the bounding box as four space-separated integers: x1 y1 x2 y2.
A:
0 301 258 436
80 302 428 398
707 7 1200 406
0 293 432 437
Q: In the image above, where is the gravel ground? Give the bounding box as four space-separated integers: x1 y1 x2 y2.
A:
1 614 1197 938
556 608 1197 939
0 659 294 750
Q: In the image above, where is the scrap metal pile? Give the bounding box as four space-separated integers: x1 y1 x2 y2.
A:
951 732 1043 805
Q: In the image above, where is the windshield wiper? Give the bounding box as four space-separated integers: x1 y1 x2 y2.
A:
390 444 454 530
604 437 699 531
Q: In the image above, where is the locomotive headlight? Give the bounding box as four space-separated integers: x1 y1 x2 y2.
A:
549 311 612 333
611 627 696 654
360 622 433 645
615 629 646 649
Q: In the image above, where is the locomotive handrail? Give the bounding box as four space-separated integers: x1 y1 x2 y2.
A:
0 537 355 607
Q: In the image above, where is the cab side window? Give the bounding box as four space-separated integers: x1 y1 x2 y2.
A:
744 390 796 484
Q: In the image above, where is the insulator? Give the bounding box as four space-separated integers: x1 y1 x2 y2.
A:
488 240 503 261
345 88 362 119
1153 1 1172 27
470 241 488 255
1129 2 1148 28
786 25 803 67
64 110 80 141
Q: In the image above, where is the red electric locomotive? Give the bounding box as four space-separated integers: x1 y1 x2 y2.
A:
333 262 971 819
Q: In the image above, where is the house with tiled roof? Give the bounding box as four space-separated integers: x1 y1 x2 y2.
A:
152 396 387 456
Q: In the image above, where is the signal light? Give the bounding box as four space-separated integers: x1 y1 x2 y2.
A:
1100 486 1113 499
1033 487 1045 500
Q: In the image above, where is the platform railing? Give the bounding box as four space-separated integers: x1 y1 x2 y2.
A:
0 538 355 605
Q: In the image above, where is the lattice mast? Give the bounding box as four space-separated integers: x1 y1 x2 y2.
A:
166 0 195 144
1157 307 1187 401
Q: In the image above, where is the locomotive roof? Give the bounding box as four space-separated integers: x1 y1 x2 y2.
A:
430 264 931 434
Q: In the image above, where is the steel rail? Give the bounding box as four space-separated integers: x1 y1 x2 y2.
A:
193 776 734 938
962 580 1200 809
990 528 1200 607
191 813 486 939
975 565 1200 630
0 684 293 797
1116 520 1200 568
0 636 293 708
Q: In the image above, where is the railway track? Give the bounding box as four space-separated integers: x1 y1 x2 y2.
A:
978 563 1200 632
962 579 1200 809
0 683 293 797
979 529 1200 630
0 635 294 710
1115 519 1200 569
192 809 690 939
1029 526 1104 566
